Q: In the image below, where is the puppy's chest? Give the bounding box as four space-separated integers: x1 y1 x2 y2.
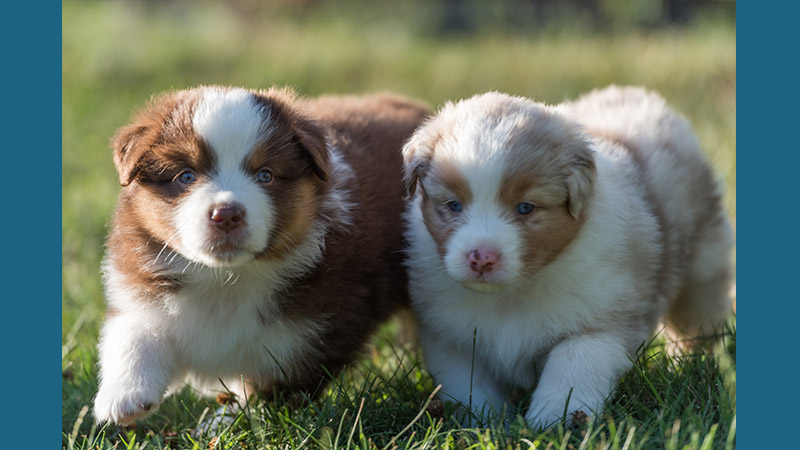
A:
164 279 321 374
427 292 585 384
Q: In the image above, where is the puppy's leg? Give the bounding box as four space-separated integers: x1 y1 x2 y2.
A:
526 333 631 430
665 220 734 354
420 329 507 424
93 314 176 425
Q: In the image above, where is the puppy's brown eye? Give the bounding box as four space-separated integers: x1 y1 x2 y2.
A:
256 169 273 183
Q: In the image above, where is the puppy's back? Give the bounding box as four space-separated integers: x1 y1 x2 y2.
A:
565 86 724 231
566 86 734 347
273 95 430 385
306 93 430 199
304 94 431 267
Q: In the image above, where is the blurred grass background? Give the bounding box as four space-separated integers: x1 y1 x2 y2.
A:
62 0 735 447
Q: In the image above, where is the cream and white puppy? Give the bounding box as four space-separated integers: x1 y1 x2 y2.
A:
402 86 734 429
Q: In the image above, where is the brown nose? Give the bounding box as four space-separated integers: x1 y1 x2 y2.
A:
210 204 245 232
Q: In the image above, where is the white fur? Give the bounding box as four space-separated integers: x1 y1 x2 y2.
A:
404 88 733 429
95 258 328 423
94 88 355 425
192 88 273 166
406 155 655 426
443 203 525 287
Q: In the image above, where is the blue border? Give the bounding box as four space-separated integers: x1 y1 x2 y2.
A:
1 1 61 445
737 2 797 448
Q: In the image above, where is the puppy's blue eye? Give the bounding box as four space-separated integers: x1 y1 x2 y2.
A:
256 170 273 183
178 171 195 185
517 202 535 215
447 201 463 213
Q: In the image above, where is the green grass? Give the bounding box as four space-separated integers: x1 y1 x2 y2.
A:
62 1 736 448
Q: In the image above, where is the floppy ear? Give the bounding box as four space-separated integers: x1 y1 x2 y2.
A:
112 124 151 187
254 88 330 182
290 116 329 182
565 147 596 220
402 126 439 196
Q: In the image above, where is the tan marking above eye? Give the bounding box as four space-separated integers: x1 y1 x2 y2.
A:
431 163 472 206
498 174 568 212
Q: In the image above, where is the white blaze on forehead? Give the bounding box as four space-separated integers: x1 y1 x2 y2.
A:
192 88 272 173
435 93 535 163
431 93 539 206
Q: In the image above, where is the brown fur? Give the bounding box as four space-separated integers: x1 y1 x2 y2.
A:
419 190 461 259
269 93 431 390
433 163 474 206
497 170 587 275
417 163 474 259
105 87 431 399
107 90 217 300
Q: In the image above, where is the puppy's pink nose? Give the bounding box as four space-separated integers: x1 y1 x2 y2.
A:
210 204 245 232
467 248 499 274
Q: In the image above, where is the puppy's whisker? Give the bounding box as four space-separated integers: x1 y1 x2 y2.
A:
154 224 188 265
167 251 181 265
182 260 199 276
221 270 240 286
154 244 170 265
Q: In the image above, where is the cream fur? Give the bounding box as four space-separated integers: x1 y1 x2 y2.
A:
403 86 734 429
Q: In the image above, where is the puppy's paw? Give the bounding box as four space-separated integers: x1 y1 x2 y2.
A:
93 385 162 425
195 405 241 437
524 399 565 430
525 398 594 430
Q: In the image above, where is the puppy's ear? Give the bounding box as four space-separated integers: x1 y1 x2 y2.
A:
402 126 439 196
291 117 329 182
565 147 596 219
112 124 151 187
254 88 329 181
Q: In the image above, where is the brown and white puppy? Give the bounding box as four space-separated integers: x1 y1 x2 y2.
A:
402 86 734 429
93 86 430 425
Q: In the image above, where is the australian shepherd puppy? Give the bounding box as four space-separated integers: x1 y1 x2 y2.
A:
93 86 430 425
402 86 734 429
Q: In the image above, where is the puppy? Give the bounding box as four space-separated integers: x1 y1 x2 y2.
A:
402 86 734 429
93 86 430 425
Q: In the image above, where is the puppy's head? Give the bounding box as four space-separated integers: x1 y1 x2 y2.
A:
112 86 330 268
404 92 596 291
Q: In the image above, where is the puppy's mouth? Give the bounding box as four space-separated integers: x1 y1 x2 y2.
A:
195 236 258 267
209 241 247 257
461 279 510 293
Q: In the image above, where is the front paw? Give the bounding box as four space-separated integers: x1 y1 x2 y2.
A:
525 399 566 430
93 385 162 425
525 399 593 430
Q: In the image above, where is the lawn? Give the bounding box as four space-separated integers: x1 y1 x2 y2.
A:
62 1 736 448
